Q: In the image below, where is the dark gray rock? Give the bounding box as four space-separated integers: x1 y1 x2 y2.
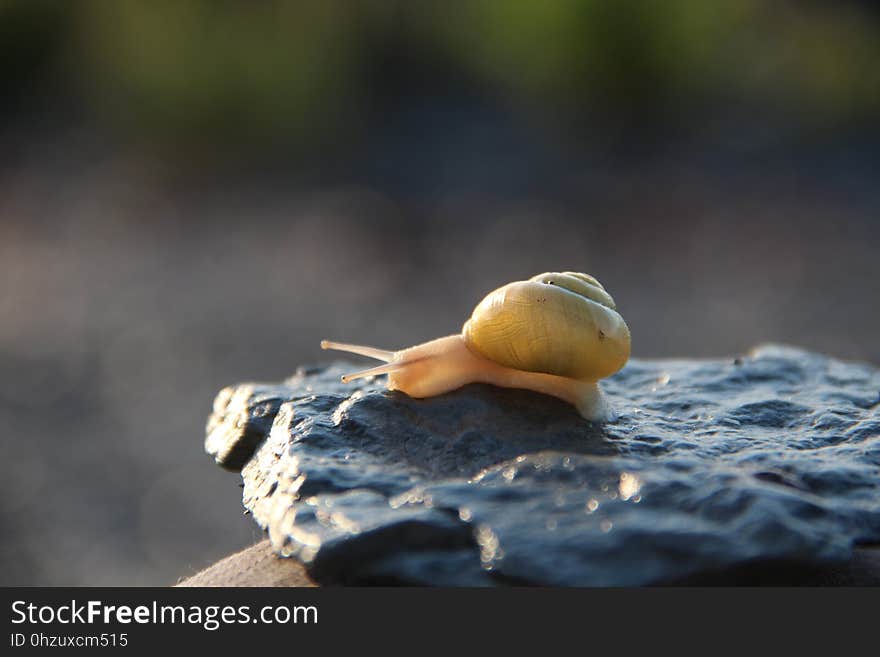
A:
205 345 880 585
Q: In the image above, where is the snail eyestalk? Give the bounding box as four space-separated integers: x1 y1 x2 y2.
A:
321 339 407 383
321 340 395 363
340 361 406 383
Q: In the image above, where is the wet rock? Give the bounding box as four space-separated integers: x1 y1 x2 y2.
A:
205 345 880 585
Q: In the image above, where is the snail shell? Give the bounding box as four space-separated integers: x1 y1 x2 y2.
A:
463 272 630 382
321 271 631 422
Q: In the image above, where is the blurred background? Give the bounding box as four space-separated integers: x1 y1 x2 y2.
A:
1 0 878 585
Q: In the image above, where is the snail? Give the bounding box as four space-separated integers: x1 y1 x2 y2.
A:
321 272 630 422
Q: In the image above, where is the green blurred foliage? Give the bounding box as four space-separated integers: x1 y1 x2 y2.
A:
422 1 751 110
1 0 878 150
421 0 880 125
75 1 363 149
0 0 74 102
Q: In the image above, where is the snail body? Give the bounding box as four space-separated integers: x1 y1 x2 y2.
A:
321 272 630 422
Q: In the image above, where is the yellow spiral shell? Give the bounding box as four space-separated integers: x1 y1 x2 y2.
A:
462 272 631 382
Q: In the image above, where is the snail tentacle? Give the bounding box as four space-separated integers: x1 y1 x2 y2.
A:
339 361 407 383
321 339 426 383
320 340 395 363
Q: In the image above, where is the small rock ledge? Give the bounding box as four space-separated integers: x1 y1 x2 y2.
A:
206 345 880 585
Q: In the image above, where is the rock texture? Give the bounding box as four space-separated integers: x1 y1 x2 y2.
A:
176 540 316 587
206 345 880 585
